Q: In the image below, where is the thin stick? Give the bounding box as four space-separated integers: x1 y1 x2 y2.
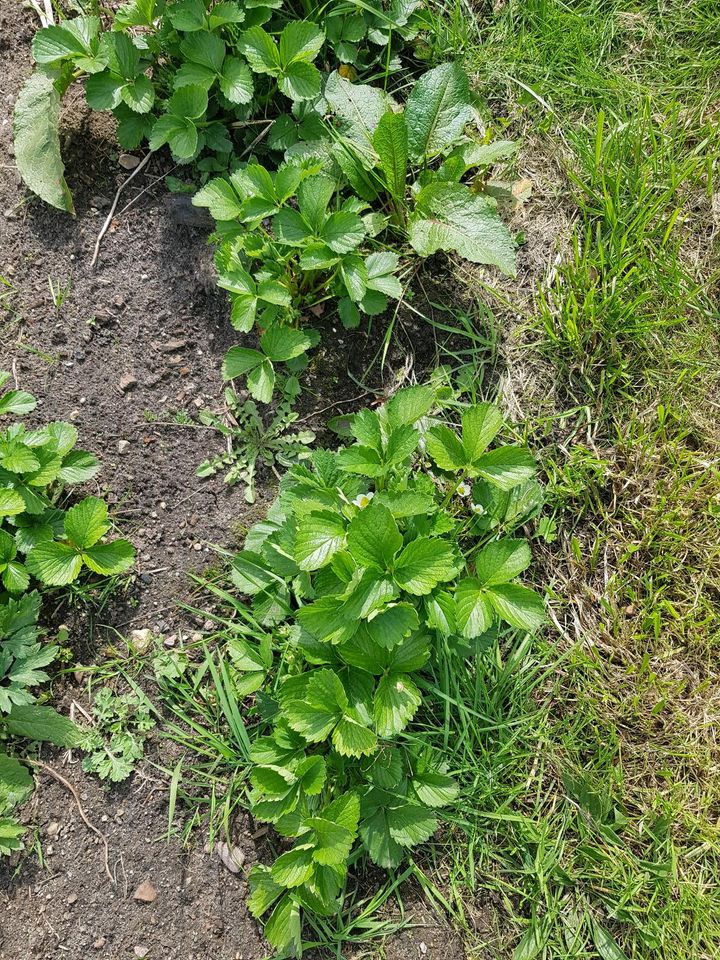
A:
238 121 273 161
90 153 153 269
295 392 369 425
116 164 179 219
28 759 114 885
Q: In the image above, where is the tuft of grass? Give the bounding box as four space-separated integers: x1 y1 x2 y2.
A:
537 104 719 410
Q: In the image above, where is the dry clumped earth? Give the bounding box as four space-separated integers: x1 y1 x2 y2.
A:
0 3 474 958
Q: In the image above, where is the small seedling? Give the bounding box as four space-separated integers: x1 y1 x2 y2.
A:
47 275 71 312
79 687 155 783
197 377 315 503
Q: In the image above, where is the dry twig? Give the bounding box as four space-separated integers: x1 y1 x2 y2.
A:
90 153 153 269
28 759 114 885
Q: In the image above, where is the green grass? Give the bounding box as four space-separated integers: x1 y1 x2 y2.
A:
425 0 720 957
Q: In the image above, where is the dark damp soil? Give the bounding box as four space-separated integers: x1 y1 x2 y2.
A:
0 3 473 958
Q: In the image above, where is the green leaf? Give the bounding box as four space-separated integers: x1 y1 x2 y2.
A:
297 755 326 795
13 72 74 213
0 489 25 517
120 74 155 113
365 251 402 299
115 0 163 27
279 21 324 64
388 803 437 846
0 753 33 806
279 60 321 101
26 542 82 586
475 539 531 586
409 181 516 275
231 551 280 595
393 537 458 595
588 917 631 960
271 843 315 887
307 813 356 865
222 346 264 379
405 62 474 161
180 31 226 72
5 704 80 746
168 84 208 120
85 70 125 110
454 577 493 638
474 446 536 489
425 424 466 472
412 769 458 808
284 669 347 741
82 540 135 576
220 57 254 104
373 673 421 735
264 893 302 955
321 211 365 254
366 603 419 649
167 0 206 31
385 385 435 428
360 806 404 868
332 715 378 757
260 326 313 362
174 60 216 90
373 110 408 201
247 865 284 917
247 359 275 403
347 502 402 570
58 449 99 484
0 389 37 417
240 26 281 73
209 1 246 29
325 72 394 143
295 512 347 571
64 496 110 549
462 403 503 462
149 114 198 160
32 22 94 64
486 583 545 632
193 178 244 220
3 561 30 594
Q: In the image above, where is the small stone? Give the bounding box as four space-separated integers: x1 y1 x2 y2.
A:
134 949 149 959
46 821 60 838
67 894 78 906
161 338 187 353
164 635 176 647
133 881 157 903
130 629 154 653
193 397 204 408
117 439 131 453
215 841 245 874
93 937 106 949
119 153 141 170
419 943 427 955
193 543 202 552
119 373 138 392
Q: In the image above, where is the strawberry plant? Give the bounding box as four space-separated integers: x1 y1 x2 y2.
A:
0 373 136 855
225 385 545 953
13 0 432 211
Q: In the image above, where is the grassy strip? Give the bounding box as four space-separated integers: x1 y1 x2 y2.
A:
422 0 720 957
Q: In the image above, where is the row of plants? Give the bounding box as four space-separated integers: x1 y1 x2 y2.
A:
0 373 135 854
224 384 545 953
12 2 545 953
15 0 520 414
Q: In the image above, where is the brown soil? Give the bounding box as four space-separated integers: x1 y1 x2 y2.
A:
0 3 472 958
